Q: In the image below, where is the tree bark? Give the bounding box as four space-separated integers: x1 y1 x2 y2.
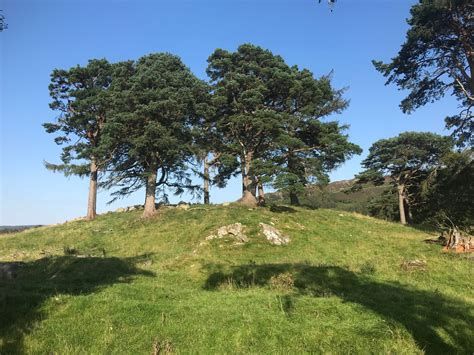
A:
257 180 265 206
237 151 257 207
287 154 301 206
397 184 407 225
143 167 158 218
289 191 300 206
203 156 210 204
86 158 98 220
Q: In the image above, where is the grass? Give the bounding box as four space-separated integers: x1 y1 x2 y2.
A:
0 205 472 354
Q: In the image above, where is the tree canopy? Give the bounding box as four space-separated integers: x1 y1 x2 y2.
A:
373 0 473 146
207 44 360 206
355 132 453 224
102 53 210 217
43 59 114 220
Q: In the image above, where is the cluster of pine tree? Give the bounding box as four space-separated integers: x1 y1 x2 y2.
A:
43 44 362 219
356 132 473 231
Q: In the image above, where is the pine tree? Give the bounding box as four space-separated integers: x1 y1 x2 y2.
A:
207 44 302 206
373 0 474 146
102 54 209 218
43 59 113 220
269 70 361 205
355 132 453 225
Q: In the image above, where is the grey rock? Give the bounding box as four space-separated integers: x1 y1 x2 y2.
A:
207 223 248 243
259 223 290 245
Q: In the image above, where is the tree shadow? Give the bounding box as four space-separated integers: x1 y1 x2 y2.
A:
268 205 297 213
0 255 154 353
204 263 473 354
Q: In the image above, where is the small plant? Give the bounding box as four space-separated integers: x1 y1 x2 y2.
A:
152 338 173 355
360 262 376 275
270 272 295 291
63 246 78 256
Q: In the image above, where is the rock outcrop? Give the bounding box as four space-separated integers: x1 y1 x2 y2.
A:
206 223 249 243
259 223 290 245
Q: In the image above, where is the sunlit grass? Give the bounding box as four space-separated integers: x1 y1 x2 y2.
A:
1 205 472 353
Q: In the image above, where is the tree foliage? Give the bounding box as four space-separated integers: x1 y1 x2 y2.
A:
207 44 297 205
207 44 360 206
102 54 210 216
44 59 113 176
43 59 114 219
373 0 474 146
416 150 474 229
355 132 453 224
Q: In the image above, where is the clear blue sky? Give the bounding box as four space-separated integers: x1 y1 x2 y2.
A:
1 0 456 225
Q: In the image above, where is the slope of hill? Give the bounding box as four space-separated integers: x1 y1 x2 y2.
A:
0 205 472 353
266 179 390 215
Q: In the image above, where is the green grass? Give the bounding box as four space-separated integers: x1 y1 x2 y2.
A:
1 205 473 354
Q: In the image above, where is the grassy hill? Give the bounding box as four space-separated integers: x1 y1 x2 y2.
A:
0 205 472 354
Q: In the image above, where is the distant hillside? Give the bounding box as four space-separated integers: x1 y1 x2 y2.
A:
0 225 42 235
266 178 391 215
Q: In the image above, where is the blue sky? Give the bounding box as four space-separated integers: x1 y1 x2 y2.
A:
1 0 456 225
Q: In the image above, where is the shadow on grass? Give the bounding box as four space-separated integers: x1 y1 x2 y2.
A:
268 205 297 213
0 255 154 353
204 263 473 354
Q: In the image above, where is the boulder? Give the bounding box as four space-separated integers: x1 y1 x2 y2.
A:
207 223 248 243
177 203 190 210
259 223 290 245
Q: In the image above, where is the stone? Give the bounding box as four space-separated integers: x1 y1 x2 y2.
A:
177 203 190 210
115 207 126 213
0 262 25 279
222 202 231 206
259 223 290 245
401 259 427 270
206 223 248 243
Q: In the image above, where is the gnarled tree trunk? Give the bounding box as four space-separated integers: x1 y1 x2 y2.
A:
203 156 210 204
444 228 473 253
289 191 300 206
397 184 407 225
143 167 158 218
257 180 265 206
86 158 98 220
237 151 257 207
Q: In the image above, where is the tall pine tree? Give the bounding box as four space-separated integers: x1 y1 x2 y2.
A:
103 54 209 218
44 59 113 220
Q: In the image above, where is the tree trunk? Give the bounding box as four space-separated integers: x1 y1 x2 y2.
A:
257 180 265 206
143 167 158 218
289 191 300 206
397 184 407 225
406 199 413 224
237 151 257 207
86 158 98 220
203 156 210 204
444 227 473 253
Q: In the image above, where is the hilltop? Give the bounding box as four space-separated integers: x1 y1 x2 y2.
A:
0 205 472 353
